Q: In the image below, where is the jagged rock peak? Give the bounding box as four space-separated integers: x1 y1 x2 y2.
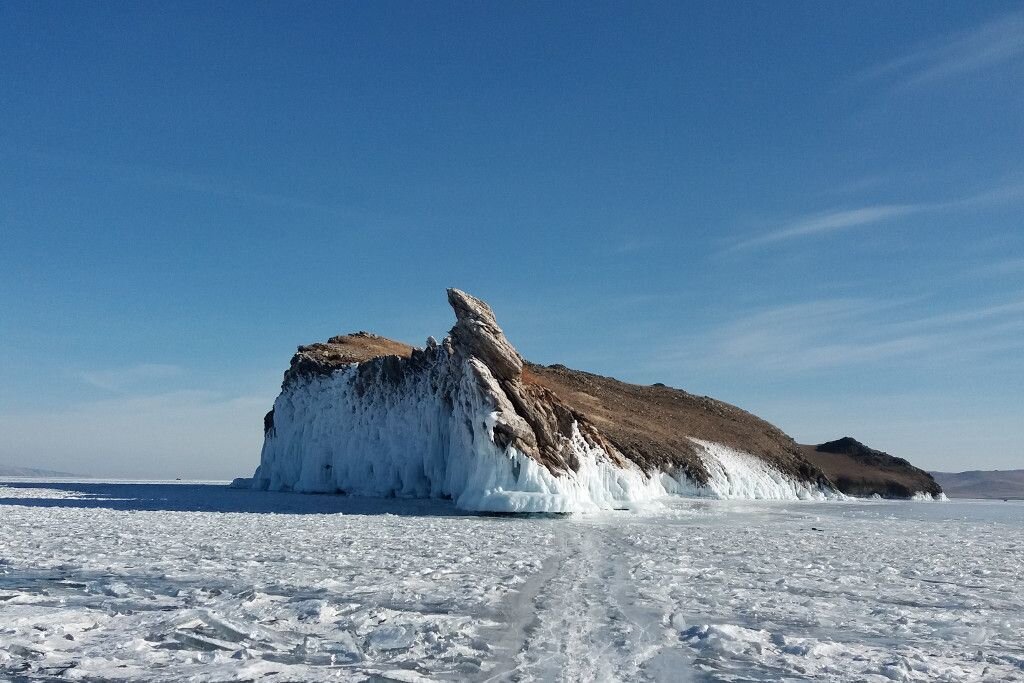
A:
446 288 523 383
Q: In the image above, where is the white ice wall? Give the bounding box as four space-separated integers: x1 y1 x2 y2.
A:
690 439 841 501
249 351 833 512
251 349 682 512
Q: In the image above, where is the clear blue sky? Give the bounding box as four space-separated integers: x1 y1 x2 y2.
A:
2 1 1022 478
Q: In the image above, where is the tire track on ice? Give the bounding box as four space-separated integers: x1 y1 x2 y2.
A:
480 530 572 682
481 521 687 682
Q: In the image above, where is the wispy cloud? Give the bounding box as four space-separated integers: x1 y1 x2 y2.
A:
969 257 1024 278
23 151 363 218
732 204 919 250
886 299 1024 333
79 363 183 392
653 296 1024 375
613 237 663 255
857 11 1024 90
730 182 1024 251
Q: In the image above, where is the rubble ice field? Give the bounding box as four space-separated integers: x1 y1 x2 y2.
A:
2 481 1023 682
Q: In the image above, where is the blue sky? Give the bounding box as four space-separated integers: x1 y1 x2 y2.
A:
2 1 1022 478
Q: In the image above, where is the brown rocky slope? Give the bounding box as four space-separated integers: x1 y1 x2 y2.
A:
798 437 942 499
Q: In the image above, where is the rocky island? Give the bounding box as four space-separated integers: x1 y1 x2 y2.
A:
799 437 943 499
238 289 943 511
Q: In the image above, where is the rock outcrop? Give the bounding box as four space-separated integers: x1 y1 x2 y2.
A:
246 289 858 511
798 437 943 499
446 289 633 476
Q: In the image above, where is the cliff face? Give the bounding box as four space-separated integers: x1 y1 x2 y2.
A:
799 437 943 499
248 289 845 512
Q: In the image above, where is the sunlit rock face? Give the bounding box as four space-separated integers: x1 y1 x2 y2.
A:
246 289 840 512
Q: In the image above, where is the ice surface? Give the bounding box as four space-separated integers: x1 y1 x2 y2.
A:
249 352 831 512
2 480 1023 682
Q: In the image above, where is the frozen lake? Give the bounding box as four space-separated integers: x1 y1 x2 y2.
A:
1 481 1022 682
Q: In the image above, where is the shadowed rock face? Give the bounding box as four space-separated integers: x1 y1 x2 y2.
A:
267 288 840 489
282 332 414 389
799 437 942 498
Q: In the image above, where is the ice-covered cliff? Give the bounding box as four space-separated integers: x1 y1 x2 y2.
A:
244 289 839 512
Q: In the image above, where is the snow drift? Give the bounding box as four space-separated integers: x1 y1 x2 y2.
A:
246 289 838 512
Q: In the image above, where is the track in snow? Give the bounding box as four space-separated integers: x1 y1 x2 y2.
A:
485 521 695 683
2 481 1023 682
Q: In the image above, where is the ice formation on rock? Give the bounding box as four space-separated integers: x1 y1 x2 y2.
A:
247 289 838 511
691 440 838 500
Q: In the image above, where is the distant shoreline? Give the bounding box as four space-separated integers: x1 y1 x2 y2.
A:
930 469 1024 500
0 467 81 478
0 473 235 485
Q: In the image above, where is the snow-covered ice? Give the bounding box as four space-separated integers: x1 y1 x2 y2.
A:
2 480 1023 681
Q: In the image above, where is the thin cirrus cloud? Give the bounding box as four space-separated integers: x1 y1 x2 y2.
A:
856 10 1024 89
729 182 1024 251
650 296 1024 375
25 150 366 219
79 363 184 392
731 204 921 250
971 258 1024 277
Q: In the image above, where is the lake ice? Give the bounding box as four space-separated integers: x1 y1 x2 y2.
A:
1 481 1022 682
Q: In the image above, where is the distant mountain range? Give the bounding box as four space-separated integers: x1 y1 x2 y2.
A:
0 465 80 478
930 470 1024 500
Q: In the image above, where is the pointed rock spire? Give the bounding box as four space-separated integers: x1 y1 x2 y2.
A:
446 288 523 382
